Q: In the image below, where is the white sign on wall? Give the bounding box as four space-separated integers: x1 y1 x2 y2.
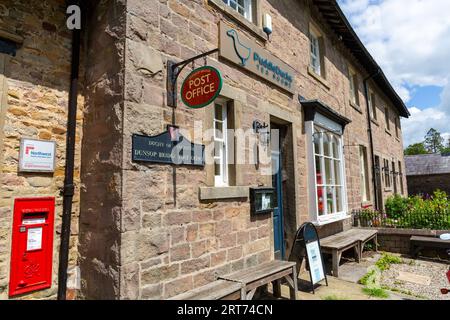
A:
19 138 56 173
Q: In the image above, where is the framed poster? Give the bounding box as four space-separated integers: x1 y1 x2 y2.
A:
19 138 56 173
306 240 325 285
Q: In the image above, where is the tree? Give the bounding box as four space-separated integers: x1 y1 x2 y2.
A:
404 142 428 155
424 128 444 154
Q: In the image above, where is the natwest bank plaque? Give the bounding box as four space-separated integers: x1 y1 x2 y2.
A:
19 138 56 173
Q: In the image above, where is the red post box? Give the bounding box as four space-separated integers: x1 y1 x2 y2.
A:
9 197 55 297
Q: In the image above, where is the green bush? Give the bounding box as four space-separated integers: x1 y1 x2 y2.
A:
385 194 408 219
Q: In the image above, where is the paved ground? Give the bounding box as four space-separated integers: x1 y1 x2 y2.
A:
264 251 449 300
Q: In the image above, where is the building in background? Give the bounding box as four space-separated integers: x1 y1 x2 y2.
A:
0 0 409 300
405 153 450 196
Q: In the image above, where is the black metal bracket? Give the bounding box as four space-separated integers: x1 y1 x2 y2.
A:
167 48 219 108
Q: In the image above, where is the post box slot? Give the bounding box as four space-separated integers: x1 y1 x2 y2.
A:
22 212 47 226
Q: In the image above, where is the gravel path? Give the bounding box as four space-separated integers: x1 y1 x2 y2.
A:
380 258 450 300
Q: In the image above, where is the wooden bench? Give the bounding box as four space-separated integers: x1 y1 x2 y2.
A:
320 229 378 277
219 260 298 300
168 279 242 300
410 235 450 258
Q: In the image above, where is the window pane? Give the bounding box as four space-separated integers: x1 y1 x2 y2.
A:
215 123 223 139
323 134 331 157
325 158 333 185
315 156 323 185
332 136 339 158
317 187 325 216
314 130 321 155
214 141 222 158
336 187 343 212
326 187 333 214
215 163 221 176
215 104 223 121
334 160 341 185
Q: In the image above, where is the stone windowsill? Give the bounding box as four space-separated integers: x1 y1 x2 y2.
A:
350 101 363 114
313 214 351 227
307 66 330 90
0 29 24 44
199 186 249 201
208 0 267 42
361 201 373 208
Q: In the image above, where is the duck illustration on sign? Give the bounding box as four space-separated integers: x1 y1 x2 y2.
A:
227 29 251 66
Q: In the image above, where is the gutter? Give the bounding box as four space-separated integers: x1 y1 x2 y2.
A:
57 0 81 300
364 69 381 211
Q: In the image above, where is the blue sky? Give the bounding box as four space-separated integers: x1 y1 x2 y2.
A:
338 0 450 147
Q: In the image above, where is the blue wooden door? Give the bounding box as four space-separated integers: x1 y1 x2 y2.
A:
272 149 285 260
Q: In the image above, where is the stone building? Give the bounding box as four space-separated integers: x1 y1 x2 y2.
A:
0 0 409 300
405 153 450 196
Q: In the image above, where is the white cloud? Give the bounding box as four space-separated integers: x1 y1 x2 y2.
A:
339 0 450 146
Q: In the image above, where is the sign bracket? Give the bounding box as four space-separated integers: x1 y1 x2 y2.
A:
167 48 219 108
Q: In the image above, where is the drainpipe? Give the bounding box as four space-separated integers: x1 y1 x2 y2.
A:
363 69 381 211
57 0 81 300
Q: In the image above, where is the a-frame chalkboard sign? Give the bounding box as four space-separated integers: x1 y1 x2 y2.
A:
288 222 328 294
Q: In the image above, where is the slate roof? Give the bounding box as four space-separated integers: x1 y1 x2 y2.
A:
405 154 450 176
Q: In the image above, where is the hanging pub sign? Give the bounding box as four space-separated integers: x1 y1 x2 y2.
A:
132 126 205 166
288 222 328 293
181 66 223 109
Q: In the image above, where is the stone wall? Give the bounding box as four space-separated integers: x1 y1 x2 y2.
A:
365 228 449 259
407 174 450 196
78 0 127 300
0 0 82 299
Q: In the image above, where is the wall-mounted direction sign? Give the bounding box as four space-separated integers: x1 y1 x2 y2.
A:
181 66 223 109
132 127 205 166
219 21 295 94
19 138 56 173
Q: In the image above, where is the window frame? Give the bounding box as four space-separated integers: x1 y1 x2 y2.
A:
222 0 253 23
310 124 348 224
214 100 229 187
385 107 390 132
383 159 391 189
398 161 404 195
309 29 322 76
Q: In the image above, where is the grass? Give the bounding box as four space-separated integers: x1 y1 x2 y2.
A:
321 294 348 300
375 253 403 271
358 269 376 286
362 287 389 299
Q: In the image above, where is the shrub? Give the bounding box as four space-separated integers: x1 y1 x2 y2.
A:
385 194 408 219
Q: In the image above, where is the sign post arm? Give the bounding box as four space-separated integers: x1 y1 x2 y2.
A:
166 48 219 108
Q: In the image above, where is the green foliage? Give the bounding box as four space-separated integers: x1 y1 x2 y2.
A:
356 190 450 230
385 194 408 219
404 142 428 155
424 128 444 154
362 287 389 299
358 269 376 286
375 253 402 271
321 295 348 300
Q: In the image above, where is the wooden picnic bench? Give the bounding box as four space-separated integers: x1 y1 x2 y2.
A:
169 260 298 300
320 228 378 277
219 260 298 300
410 235 450 258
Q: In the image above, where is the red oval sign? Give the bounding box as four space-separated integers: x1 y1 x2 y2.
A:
181 66 223 109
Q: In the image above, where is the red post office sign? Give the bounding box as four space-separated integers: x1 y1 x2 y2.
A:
9 197 55 297
181 66 223 109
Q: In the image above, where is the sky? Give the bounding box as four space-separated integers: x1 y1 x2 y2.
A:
337 0 450 147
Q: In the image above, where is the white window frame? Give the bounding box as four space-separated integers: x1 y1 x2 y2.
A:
359 146 370 202
306 121 348 225
309 29 321 76
214 101 229 187
222 0 253 22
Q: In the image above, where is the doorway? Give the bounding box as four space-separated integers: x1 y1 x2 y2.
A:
271 135 284 260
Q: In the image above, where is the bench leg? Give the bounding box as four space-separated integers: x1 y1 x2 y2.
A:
354 244 361 263
332 250 341 277
272 280 281 298
240 285 248 300
290 266 298 301
374 235 378 252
